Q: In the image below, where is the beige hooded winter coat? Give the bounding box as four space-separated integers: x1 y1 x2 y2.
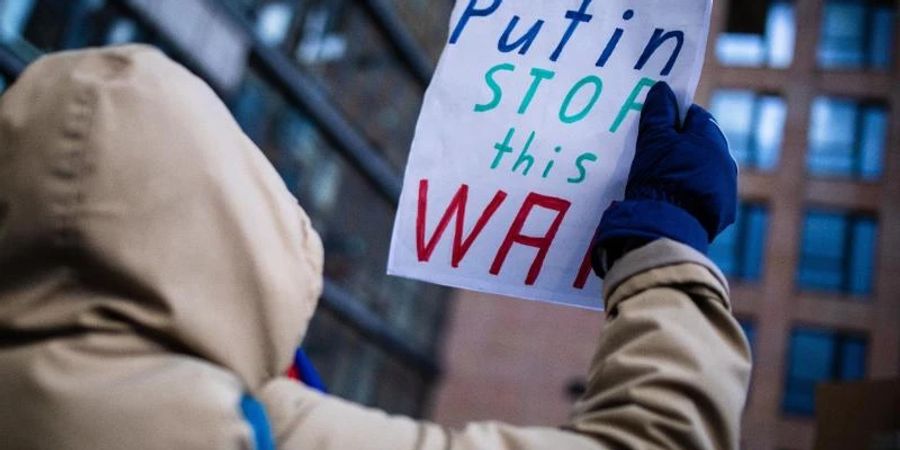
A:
0 46 751 450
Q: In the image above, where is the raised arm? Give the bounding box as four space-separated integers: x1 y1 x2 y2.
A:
257 82 751 450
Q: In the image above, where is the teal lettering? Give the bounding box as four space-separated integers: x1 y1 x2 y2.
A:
610 77 656 133
512 131 537 175
518 67 556 115
568 153 599 184
492 127 516 168
475 63 516 113
559 75 603 124
543 146 563 178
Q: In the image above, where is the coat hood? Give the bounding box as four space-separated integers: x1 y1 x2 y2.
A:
0 45 324 388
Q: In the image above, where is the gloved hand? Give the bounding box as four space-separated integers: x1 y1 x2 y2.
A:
593 81 738 277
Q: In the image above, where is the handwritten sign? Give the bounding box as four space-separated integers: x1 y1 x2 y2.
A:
389 0 713 309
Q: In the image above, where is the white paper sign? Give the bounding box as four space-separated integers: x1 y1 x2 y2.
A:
389 0 713 309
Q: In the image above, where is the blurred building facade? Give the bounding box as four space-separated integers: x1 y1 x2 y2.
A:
701 1 898 448
0 1 898 450
436 2 900 450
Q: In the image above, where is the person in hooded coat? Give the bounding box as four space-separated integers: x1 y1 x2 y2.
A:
0 45 751 450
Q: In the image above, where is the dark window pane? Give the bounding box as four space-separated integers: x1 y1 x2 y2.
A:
799 212 847 292
808 97 888 180
784 330 835 415
820 1 868 67
104 17 139 44
743 207 769 279
840 337 867 380
809 98 857 175
798 210 878 297
717 0 795 68
860 107 889 179
756 96 787 170
0 0 45 62
711 90 755 164
869 7 895 68
254 1 296 46
0 0 36 38
848 219 877 295
298 2 421 172
783 328 867 416
19 0 115 50
710 203 770 281
710 90 786 172
242 0 422 172
819 0 896 70
1 0 153 53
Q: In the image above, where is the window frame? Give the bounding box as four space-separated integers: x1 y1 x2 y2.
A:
817 0 897 70
709 89 787 172
796 208 879 298
709 201 771 283
782 326 869 417
807 96 889 181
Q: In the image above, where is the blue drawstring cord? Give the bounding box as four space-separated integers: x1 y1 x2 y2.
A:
240 394 276 450
293 349 327 393
240 349 325 450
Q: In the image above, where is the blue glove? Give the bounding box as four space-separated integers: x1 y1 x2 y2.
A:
593 82 738 276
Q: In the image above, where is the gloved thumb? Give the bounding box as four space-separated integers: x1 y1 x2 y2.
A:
683 104 730 148
639 81 679 134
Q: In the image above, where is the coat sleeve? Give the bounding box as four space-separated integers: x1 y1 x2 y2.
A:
257 239 752 450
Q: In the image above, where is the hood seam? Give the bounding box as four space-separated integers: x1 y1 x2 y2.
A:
52 82 98 253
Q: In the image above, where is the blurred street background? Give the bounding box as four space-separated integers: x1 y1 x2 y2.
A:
0 1 896 449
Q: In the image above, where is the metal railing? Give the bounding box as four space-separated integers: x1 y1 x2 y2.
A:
358 0 435 88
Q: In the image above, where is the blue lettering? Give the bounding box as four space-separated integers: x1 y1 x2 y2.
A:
596 10 634 67
568 153 599 184
634 29 685 76
449 0 504 44
498 16 545 54
550 0 593 62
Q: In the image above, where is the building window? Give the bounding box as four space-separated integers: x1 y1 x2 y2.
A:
254 2 296 47
0 0 149 53
104 18 139 45
818 0 896 70
709 203 769 282
243 0 422 172
710 90 786 172
293 1 351 64
717 0 795 68
783 328 867 416
797 210 878 297
808 97 888 180
0 0 35 40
